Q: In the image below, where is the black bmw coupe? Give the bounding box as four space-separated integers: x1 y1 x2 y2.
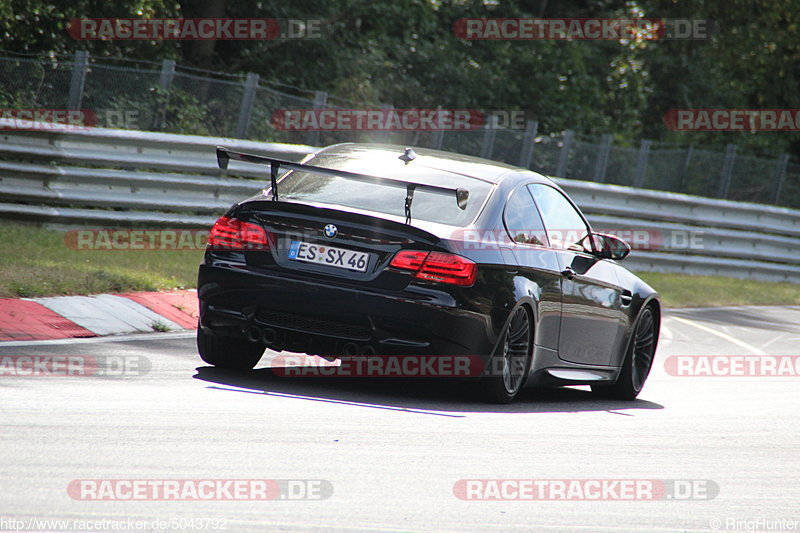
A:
197 143 660 403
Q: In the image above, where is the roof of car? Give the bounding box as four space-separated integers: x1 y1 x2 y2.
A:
310 143 550 185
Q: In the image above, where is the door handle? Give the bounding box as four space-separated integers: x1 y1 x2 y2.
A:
560 266 576 280
620 290 633 307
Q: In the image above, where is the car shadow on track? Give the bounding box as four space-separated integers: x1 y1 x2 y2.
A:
192 366 663 415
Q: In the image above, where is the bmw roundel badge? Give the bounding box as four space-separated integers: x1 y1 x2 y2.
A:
323 224 338 239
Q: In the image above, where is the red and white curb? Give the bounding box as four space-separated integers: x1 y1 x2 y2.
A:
0 290 198 341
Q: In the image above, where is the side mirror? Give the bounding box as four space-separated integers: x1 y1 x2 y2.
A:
591 233 631 261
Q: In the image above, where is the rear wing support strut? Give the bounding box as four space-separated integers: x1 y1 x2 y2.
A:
216 147 469 224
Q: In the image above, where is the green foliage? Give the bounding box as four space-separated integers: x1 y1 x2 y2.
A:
638 0 800 157
160 88 214 136
0 0 181 59
150 319 171 332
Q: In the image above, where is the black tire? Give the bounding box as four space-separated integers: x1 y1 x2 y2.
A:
592 306 657 400
197 328 266 371
480 306 533 404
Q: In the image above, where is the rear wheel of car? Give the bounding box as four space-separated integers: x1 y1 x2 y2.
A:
592 306 657 400
480 306 533 404
197 328 265 371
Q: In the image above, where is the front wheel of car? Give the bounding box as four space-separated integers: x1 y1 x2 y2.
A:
592 306 657 400
480 306 533 404
197 328 265 371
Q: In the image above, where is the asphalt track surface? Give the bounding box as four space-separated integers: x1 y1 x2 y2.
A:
1 306 799 533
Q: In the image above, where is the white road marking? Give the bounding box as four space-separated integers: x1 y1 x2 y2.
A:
669 316 765 355
760 332 789 350
208 385 466 417
658 323 673 348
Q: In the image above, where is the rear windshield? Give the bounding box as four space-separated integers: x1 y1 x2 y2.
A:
275 152 494 227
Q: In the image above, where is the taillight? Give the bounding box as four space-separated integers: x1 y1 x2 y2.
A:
390 250 477 286
207 216 271 251
389 250 428 270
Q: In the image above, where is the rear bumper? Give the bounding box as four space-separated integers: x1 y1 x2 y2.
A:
198 264 498 358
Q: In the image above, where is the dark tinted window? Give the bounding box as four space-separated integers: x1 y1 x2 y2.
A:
503 186 546 246
276 152 493 227
528 184 590 252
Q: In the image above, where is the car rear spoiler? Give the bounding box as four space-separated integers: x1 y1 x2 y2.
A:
215 147 469 224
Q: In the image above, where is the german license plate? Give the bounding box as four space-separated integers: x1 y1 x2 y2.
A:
288 241 369 272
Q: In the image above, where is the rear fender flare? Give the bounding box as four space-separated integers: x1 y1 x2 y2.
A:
490 298 537 356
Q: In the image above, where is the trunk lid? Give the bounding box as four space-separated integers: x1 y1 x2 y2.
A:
233 199 449 290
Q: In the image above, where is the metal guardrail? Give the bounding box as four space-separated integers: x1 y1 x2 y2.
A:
555 179 800 282
0 121 312 222
1 122 800 283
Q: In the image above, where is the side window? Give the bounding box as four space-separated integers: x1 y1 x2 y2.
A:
503 186 547 246
528 184 591 252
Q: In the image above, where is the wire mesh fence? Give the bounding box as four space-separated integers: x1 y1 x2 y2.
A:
1 51 798 209
0 55 74 109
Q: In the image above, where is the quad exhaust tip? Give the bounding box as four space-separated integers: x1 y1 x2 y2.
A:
342 342 360 356
246 326 376 356
343 342 377 356
244 325 261 343
244 325 280 346
261 328 278 345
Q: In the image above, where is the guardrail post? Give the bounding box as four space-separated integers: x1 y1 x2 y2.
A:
480 115 498 159
430 128 445 150
151 59 176 130
376 103 394 143
772 153 790 205
518 120 538 169
67 50 89 110
235 73 259 139
157 59 176 91
430 106 445 150
305 91 327 146
678 145 694 191
594 133 612 183
632 139 652 188
717 143 737 198
555 130 574 177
